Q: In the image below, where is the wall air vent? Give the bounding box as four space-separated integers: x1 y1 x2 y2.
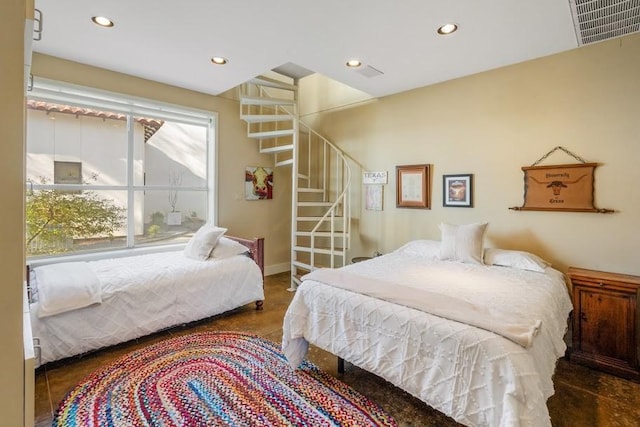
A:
356 65 384 78
569 0 640 46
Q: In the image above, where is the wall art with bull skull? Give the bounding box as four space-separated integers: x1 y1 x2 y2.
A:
509 148 613 213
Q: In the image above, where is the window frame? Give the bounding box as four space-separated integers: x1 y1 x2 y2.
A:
26 78 218 262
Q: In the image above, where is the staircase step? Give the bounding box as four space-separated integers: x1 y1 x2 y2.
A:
292 260 340 272
241 96 295 106
298 188 324 193
249 76 297 91
294 246 345 256
296 231 349 237
292 260 313 271
298 201 337 207
249 129 295 139
275 159 293 167
292 260 330 271
241 114 294 123
260 144 294 154
297 216 344 222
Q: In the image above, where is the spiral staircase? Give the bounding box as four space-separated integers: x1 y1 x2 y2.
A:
239 75 352 290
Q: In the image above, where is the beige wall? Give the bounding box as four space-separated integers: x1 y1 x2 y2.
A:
300 34 640 276
30 54 292 273
1 0 27 425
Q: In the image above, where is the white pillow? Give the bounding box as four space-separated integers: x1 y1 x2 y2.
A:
484 248 550 272
438 222 488 265
211 237 250 259
395 240 441 258
183 224 227 260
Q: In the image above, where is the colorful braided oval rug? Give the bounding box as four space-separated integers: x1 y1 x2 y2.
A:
53 331 397 426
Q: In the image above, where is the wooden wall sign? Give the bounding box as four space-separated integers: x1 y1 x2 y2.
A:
519 163 597 211
510 147 614 213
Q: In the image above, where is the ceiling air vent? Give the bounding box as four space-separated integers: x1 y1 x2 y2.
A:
272 62 314 80
356 65 384 78
569 0 640 45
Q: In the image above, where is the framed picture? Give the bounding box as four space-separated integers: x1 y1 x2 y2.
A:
396 164 431 208
443 174 473 207
245 166 273 200
365 185 383 211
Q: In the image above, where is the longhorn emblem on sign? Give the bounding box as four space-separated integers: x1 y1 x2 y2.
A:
528 174 587 196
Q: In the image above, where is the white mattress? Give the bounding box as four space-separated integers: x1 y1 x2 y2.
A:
31 251 264 366
282 249 572 427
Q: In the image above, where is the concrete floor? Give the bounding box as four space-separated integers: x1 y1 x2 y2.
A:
35 272 640 426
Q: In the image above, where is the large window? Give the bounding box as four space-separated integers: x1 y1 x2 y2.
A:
26 81 216 258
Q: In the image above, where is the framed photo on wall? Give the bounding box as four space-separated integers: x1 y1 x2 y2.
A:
443 174 473 207
396 164 431 208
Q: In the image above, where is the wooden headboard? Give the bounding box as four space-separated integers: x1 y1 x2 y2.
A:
227 236 265 279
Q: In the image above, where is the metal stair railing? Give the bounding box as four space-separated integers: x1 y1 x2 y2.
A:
300 121 351 271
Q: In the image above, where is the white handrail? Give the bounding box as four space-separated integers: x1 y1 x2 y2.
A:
306 127 351 242
296 115 352 274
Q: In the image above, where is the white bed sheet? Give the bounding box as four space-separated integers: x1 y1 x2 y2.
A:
31 251 264 366
282 251 572 427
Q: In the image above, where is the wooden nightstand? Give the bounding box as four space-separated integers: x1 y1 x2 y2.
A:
567 267 640 382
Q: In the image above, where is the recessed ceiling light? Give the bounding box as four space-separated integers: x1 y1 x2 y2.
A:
437 23 458 35
91 16 114 28
346 59 362 68
211 57 228 65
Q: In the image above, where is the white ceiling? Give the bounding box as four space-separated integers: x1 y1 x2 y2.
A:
33 0 584 98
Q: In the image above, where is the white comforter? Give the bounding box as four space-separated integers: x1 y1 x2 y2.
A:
282 249 572 427
31 251 263 366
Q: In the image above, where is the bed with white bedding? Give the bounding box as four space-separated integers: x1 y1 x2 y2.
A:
282 237 573 427
30 234 264 367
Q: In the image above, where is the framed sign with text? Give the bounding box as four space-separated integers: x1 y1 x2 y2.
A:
510 147 614 213
510 162 613 213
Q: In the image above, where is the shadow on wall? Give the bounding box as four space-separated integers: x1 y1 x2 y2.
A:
488 229 564 271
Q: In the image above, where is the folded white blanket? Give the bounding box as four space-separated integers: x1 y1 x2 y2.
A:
302 268 542 348
35 262 102 318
